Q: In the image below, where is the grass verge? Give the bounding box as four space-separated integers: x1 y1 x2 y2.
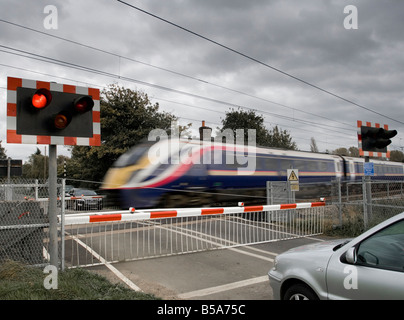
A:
0 260 160 300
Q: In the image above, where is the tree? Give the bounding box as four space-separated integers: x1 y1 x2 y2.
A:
0 140 7 159
348 146 359 157
22 148 47 179
310 137 319 153
68 84 177 183
218 108 297 150
268 125 297 150
218 108 270 145
332 146 359 157
22 148 68 180
333 147 349 156
390 150 404 162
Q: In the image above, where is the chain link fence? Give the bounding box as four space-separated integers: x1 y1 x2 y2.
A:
0 178 61 266
0 177 120 268
331 177 404 234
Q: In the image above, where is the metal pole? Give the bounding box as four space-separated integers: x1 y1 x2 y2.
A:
61 178 65 271
7 158 10 182
364 156 372 229
48 144 58 268
362 176 367 230
266 181 271 205
337 178 342 227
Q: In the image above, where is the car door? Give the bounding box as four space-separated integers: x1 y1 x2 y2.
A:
326 219 404 299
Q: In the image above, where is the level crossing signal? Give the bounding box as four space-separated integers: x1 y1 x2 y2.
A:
17 86 94 137
360 126 397 153
7 77 100 146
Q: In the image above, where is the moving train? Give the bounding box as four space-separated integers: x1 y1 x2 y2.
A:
101 137 404 209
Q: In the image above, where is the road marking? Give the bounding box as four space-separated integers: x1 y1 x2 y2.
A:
145 219 276 262
228 247 274 262
242 245 278 257
178 275 269 299
68 232 143 292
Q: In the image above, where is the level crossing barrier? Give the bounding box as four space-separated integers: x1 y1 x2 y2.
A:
62 201 325 268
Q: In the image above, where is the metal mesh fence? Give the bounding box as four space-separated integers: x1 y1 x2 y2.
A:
0 178 63 267
331 177 404 233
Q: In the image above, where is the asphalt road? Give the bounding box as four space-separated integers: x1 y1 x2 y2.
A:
87 235 329 300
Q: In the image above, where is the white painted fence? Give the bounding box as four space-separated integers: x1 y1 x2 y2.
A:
62 201 325 268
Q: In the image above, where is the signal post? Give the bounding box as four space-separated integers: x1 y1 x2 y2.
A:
357 120 397 228
6 76 101 268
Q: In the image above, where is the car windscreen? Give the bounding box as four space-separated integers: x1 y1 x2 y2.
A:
77 190 97 196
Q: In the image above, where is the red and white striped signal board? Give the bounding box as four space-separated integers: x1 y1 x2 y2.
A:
6 76 101 146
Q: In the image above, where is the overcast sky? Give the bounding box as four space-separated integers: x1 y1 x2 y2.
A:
1 0 404 162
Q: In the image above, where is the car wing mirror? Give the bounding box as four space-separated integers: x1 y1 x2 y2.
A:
345 247 357 264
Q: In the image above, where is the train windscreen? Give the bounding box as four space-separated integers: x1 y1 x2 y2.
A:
112 144 151 168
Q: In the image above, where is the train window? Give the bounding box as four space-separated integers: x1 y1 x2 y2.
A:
328 161 336 173
318 161 328 172
306 161 318 172
256 157 265 170
335 161 342 173
261 157 278 170
280 159 293 171
293 160 306 171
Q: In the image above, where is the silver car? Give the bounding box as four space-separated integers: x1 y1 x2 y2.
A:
268 212 404 300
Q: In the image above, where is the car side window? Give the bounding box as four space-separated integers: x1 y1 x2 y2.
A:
356 219 404 272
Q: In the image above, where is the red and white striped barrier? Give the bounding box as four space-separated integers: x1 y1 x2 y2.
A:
63 201 325 225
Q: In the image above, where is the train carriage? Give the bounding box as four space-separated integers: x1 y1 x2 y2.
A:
102 137 404 209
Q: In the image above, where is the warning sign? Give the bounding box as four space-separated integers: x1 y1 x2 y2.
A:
287 169 299 191
288 169 299 181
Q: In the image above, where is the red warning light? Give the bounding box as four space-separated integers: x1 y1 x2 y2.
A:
31 88 52 109
32 93 47 109
74 96 94 113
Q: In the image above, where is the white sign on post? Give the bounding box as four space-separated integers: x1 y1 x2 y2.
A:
287 169 299 192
